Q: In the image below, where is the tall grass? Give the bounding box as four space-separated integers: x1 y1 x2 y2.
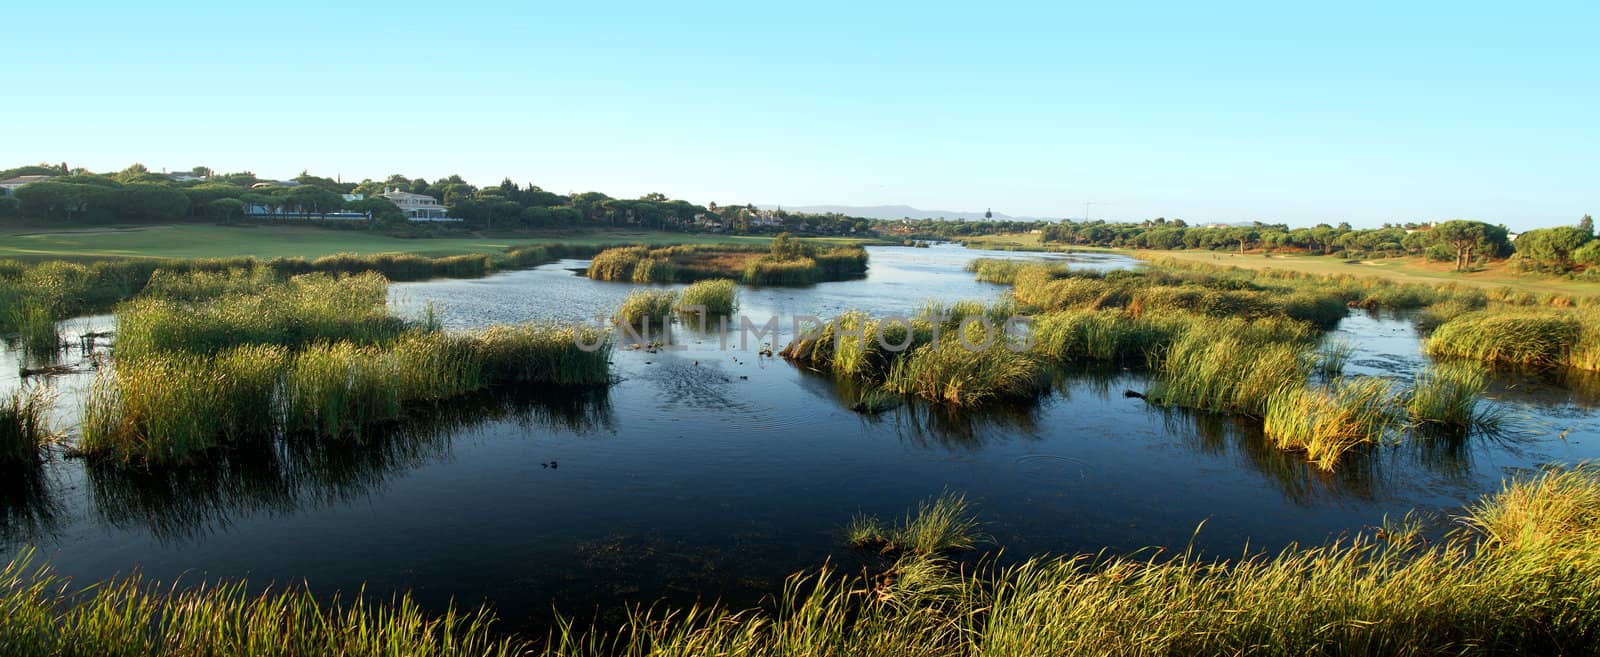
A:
966 257 1058 284
9 470 1600 653
114 272 404 359
1263 377 1399 470
1147 327 1311 416
1425 311 1585 369
676 278 739 318
0 386 53 463
0 550 523 657
1406 361 1503 431
614 288 678 332
847 492 983 555
473 323 613 386
883 337 1047 407
7 299 59 359
80 345 289 463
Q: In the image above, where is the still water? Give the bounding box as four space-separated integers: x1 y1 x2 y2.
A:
2 244 1597 629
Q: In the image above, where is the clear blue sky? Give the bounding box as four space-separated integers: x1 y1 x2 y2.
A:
3 1 1595 230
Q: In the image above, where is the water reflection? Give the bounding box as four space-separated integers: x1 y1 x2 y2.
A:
0 461 60 545
86 385 613 544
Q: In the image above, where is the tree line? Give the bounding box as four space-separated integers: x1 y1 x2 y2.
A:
0 163 876 236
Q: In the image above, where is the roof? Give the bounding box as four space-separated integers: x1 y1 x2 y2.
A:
380 190 440 202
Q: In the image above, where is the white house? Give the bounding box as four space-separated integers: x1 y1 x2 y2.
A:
379 188 458 221
0 174 54 196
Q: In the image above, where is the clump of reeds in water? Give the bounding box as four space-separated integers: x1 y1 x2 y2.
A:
882 336 1047 408
847 491 982 555
473 323 612 387
965 257 1060 285
282 342 404 439
0 386 54 463
8 299 60 360
676 279 739 326
1424 310 1584 369
1313 339 1353 380
0 549 524 657
114 272 404 359
1147 326 1311 416
614 288 678 338
1405 361 1504 432
80 345 289 463
1263 377 1399 470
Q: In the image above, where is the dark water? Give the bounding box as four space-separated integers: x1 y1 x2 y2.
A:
2 244 1598 629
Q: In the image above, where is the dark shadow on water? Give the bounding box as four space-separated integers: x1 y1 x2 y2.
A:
87 385 613 544
0 460 60 546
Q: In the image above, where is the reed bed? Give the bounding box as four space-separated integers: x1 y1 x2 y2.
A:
0 386 53 463
586 242 867 285
965 257 1059 284
113 272 404 359
1147 328 1311 417
1263 377 1399 470
7 299 59 359
882 337 1048 408
614 289 678 332
676 278 739 318
79 345 288 463
9 470 1600 654
472 323 613 387
0 550 522 657
1406 361 1503 431
1425 311 1586 369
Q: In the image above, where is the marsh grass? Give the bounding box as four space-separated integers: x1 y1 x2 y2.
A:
1147 329 1310 416
676 278 739 318
847 492 982 555
883 337 1047 408
586 242 867 285
1425 311 1584 369
542 466 1600 656
473 323 613 387
1263 377 1399 470
1313 339 1353 380
0 386 53 463
0 550 523 657
9 469 1600 654
7 299 59 359
1406 361 1504 431
965 258 1060 284
615 289 678 333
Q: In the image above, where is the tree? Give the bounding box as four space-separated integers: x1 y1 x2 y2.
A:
1514 226 1593 271
1432 220 1509 271
281 185 343 218
113 183 191 222
1582 214 1595 237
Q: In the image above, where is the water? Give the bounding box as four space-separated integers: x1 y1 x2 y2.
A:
3 244 1598 630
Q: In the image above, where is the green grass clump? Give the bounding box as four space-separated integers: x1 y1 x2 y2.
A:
80 345 289 463
1030 310 1184 364
847 492 982 555
966 258 1059 284
1313 339 1353 380
473 323 613 386
614 288 678 332
677 278 739 318
282 342 403 439
0 386 53 463
1263 377 1399 470
883 337 1047 408
7 299 59 359
1406 361 1503 431
114 272 405 359
139 267 281 301
1425 311 1583 369
0 550 523 657
1147 328 1311 416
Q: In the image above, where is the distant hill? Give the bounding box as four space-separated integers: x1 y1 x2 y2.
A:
759 204 1036 221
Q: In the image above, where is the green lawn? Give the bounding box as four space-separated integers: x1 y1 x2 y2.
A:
0 224 870 262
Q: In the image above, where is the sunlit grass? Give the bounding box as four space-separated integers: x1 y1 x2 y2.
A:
1263 377 1399 470
0 386 54 463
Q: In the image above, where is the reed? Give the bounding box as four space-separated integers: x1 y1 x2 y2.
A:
7 299 59 359
883 336 1048 408
1147 328 1311 416
1425 311 1583 369
113 272 404 359
472 323 613 387
0 386 53 463
846 492 982 555
1313 339 1353 380
1405 361 1503 431
743 257 819 285
281 342 404 439
676 278 739 318
1263 377 1399 470
0 550 523 657
614 288 678 332
966 257 1057 284
80 345 289 463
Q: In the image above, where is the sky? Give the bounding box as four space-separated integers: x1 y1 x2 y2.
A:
2 1 1595 230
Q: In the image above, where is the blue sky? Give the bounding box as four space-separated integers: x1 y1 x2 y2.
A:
2 1 1595 229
